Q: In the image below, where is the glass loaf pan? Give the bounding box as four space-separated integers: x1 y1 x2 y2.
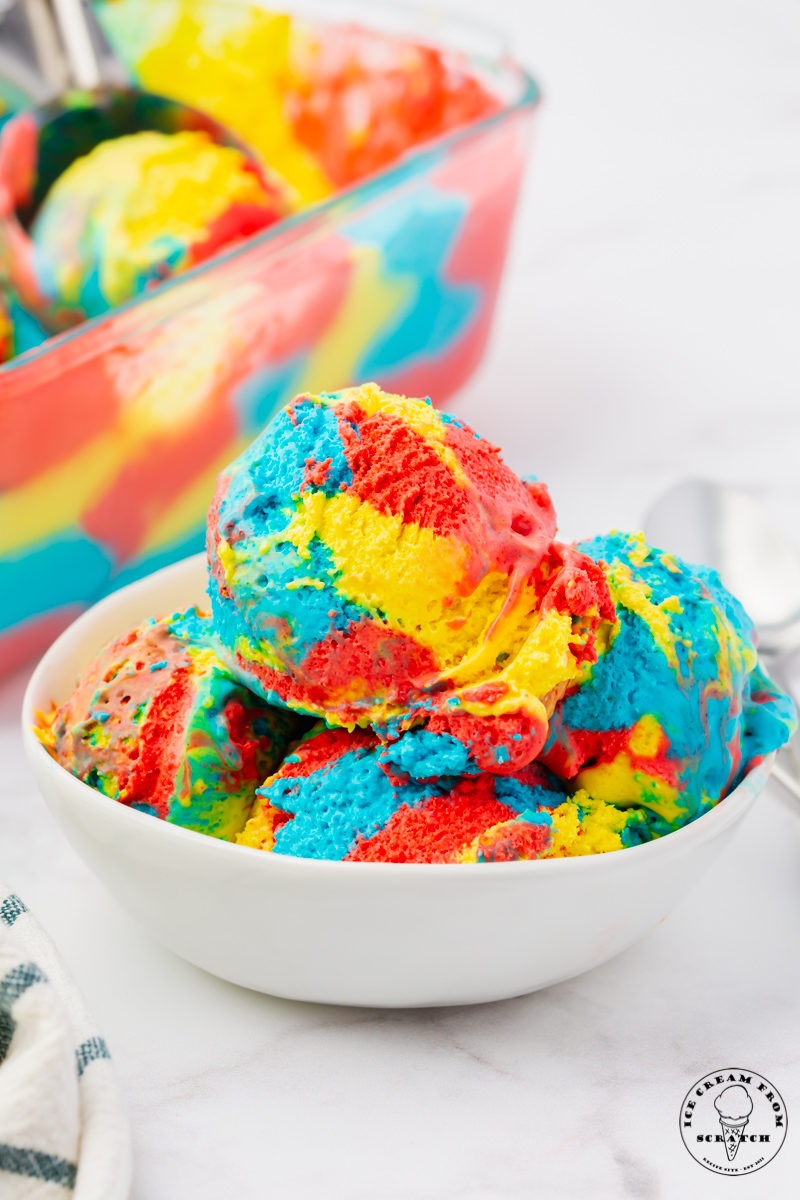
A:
0 2 539 674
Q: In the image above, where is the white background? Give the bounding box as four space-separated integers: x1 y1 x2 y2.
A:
3 1 800 1196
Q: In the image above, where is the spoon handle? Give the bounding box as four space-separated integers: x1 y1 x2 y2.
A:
771 756 800 806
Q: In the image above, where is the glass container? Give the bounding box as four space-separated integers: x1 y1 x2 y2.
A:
0 0 539 673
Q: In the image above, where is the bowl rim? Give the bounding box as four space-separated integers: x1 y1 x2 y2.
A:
0 6 540 386
21 551 772 879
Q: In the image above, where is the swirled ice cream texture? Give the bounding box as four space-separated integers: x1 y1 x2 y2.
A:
207 383 615 773
96 0 499 202
540 531 797 826
31 130 288 319
37 607 301 839
238 724 663 862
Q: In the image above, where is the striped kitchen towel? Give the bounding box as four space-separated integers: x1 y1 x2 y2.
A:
0 879 131 1198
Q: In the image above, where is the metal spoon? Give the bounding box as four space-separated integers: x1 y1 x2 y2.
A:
645 480 800 802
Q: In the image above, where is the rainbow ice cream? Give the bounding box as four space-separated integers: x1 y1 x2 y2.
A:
0 4 500 360
28 130 290 322
539 531 796 828
34 391 797 862
207 383 615 773
96 0 499 203
238 724 664 862
38 606 301 839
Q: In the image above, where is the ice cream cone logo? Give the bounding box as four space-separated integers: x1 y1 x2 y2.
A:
715 1086 753 1161
680 1068 787 1175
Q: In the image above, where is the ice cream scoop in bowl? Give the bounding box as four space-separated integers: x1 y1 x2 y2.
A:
0 0 293 331
22 553 775 1008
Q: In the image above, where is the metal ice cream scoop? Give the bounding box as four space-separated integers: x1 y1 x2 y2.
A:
645 480 800 803
0 0 268 332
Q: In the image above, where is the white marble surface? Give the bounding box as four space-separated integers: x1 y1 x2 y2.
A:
3 0 800 1195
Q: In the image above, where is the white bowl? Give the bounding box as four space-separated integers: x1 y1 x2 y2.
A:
22 554 771 1008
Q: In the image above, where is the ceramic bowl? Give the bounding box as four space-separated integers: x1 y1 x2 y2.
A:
22 554 771 1008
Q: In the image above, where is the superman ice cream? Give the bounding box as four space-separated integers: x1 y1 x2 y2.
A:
540 531 796 826
207 383 615 773
96 0 500 202
27 130 290 322
232 526 794 862
237 724 665 862
37 388 797 861
0 6 499 358
38 607 301 839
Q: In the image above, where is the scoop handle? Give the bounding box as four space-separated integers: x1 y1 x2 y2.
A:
18 0 68 95
48 0 101 89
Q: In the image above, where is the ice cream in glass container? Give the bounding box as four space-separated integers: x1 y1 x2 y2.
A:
1 2 536 679
0 0 499 356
